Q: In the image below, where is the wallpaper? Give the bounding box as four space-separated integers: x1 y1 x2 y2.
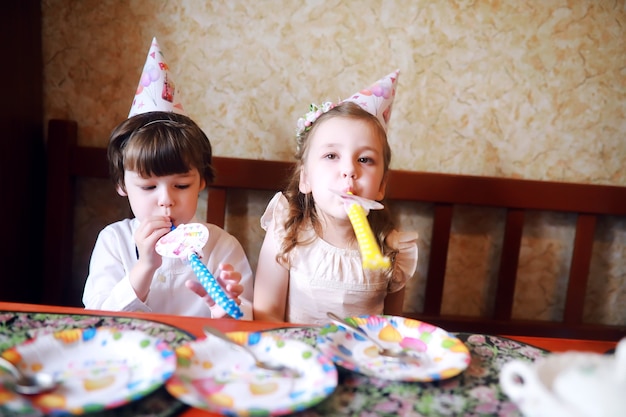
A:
42 0 626 326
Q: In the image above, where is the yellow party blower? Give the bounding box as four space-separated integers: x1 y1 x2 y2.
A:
340 191 390 270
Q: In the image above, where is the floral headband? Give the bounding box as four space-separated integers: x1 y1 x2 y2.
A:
294 69 400 141
295 101 336 139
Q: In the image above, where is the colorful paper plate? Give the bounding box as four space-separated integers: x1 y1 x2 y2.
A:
0 327 175 414
166 331 337 416
317 315 471 382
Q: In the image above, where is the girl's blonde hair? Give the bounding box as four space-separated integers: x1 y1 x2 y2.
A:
279 101 398 267
108 111 215 192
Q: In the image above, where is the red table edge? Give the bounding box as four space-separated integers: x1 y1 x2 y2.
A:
0 302 618 353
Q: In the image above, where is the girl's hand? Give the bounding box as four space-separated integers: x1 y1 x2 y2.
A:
185 263 244 318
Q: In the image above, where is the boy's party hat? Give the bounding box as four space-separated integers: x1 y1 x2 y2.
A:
342 69 399 132
128 37 186 117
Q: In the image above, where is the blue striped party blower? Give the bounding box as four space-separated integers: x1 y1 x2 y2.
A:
156 223 243 319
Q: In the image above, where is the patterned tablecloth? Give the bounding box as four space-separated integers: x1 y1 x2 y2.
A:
0 311 547 417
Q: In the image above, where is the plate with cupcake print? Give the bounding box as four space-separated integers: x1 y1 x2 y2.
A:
166 331 337 416
317 315 471 382
0 327 175 415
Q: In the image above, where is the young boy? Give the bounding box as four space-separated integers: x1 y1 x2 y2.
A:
82 38 253 318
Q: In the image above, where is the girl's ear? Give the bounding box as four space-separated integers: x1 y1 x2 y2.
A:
116 185 128 197
376 174 388 201
298 165 311 193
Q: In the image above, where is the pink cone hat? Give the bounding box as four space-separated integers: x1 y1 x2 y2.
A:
296 69 399 138
342 69 399 131
128 37 186 117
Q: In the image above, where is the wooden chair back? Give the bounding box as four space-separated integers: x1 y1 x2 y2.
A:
386 171 626 340
44 119 626 340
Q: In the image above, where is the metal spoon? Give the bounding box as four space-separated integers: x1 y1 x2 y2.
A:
326 312 422 365
203 326 301 378
0 356 58 395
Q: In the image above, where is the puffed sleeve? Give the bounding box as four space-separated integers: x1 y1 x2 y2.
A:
387 230 419 293
260 192 289 239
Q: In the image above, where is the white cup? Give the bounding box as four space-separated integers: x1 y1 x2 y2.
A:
500 338 626 417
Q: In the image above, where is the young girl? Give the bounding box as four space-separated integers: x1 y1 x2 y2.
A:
254 70 418 325
82 111 254 318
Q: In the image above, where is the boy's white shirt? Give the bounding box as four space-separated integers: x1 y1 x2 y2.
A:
83 217 253 319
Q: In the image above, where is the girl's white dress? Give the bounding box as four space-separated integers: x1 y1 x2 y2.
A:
261 192 418 325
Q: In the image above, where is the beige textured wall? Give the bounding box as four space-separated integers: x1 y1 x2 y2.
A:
42 1 626 325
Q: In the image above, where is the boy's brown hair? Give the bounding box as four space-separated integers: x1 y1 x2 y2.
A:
108 111 215 192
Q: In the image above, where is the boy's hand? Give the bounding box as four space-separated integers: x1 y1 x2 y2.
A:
129 216 172 301
185 263 244 318
134 216 172 268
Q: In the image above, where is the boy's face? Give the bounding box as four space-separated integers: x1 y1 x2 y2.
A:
118 169 206 226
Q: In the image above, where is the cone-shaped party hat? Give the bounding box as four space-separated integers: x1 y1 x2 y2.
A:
342 69 399 131
296 69 399 139
128 37 186 117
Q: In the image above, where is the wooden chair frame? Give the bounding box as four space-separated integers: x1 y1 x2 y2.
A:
44 119 626 340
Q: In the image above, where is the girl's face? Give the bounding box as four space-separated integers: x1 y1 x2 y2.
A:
299 116 387 221
118 169 205 226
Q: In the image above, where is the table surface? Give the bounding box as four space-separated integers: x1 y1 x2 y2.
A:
0 302 619 417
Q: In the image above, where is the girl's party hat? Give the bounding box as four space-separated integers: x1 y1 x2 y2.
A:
342 69 399 132
296 69 399 138
128 37 186 117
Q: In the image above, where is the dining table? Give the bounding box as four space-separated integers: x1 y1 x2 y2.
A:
0 301 620 417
